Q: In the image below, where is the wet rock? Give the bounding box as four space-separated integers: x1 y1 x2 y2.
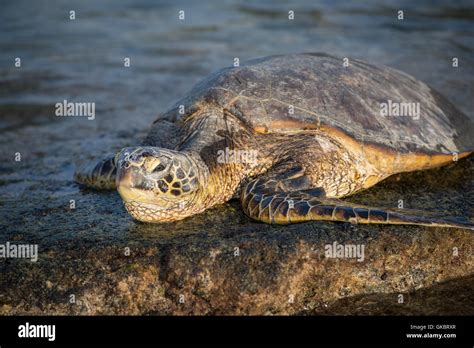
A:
0 157 473 315
0 206 473 315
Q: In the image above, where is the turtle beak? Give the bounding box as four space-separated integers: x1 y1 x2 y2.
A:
117 162 156 188
116 148 156 198
116 164 140 200
116 165 137 188
116 166 158 204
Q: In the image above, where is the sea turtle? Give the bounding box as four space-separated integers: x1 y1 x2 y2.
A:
75 53 474 229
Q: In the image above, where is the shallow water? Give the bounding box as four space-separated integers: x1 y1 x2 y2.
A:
1 0 473 234
0 1 473 315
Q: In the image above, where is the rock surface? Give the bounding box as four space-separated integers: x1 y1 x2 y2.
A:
0 157 472 315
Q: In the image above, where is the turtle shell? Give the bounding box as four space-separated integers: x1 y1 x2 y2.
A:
159 53 473 172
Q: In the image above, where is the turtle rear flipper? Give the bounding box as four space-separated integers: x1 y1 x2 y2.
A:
75 156 117 190
241 178 474 231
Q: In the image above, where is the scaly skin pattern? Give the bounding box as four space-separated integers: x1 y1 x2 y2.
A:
74 157 117 190
240 178 474 229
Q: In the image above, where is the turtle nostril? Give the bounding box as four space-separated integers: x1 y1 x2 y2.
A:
140 151 153 158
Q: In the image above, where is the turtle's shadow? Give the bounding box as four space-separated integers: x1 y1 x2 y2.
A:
302 274 474 315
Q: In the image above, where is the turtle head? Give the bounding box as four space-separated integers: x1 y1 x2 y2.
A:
115 147 205 222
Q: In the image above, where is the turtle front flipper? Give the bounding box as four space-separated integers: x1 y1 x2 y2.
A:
241 178 474 230
75 156 117 190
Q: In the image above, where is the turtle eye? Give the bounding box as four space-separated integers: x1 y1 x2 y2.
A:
153 164 166 173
